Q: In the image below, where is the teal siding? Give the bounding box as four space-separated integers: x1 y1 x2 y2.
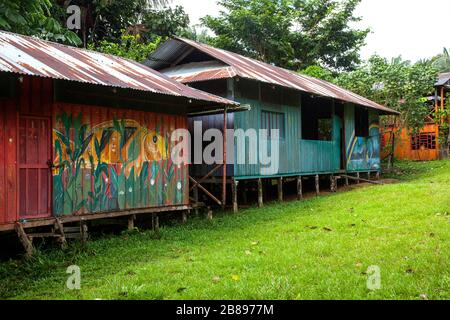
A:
345 104 381 172
233 97 341 178
234 97 301 177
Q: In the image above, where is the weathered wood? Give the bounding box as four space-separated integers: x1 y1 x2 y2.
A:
278 177 283 202
15 223 34 258
367 172 371 181
257 178 263 208
189 176 222 206
55 218 67 249
315 175 320 196
232 179 238 213
376 171 381 180
193 185 199 215
207 208 213 220
80 220 88 244
330 175 337 193
341 174 383 185
152 214 159 232
0 205 191 232
241 181 248 204
127 215 136 231
189 164 223 191
182 211 188 224
63 226 82 233
222 108 228 210
356 172 360 184
297 176 303 200
345 175 349 186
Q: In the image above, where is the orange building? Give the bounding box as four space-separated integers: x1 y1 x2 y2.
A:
381 73 449 161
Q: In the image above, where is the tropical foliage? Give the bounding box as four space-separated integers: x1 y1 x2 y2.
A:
0 0 81 45
335 55 438 133
432 48 450 73
201 0 369 71
89 32 162 62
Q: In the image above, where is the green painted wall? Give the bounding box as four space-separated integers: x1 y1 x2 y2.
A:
233 97 341 179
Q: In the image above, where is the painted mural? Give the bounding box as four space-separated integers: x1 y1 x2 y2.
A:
347 120 381 171
52 104 188 216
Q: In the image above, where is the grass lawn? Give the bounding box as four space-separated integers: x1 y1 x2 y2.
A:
0 160 449 300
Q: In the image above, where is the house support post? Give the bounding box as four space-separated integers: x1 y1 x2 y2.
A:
356 172 360 184
297 176 303 200
15 223 34 258
257 178 263 208
278 177 283 202
315 175 320 196
222 107 228 210
127 215 136 231
232 179 238 213
330 175 337 193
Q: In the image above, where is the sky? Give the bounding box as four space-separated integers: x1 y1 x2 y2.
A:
171 0 450 62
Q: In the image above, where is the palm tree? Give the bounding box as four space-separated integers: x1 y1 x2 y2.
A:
432 48 450 73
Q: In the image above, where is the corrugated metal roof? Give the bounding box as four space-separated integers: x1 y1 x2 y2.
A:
436 72 450 87
147 38 399 115
0 31 238 107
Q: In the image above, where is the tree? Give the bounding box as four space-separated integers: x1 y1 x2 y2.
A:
201 0 369 71
90 31 161 62
299 65 335 82
0 0 81 45
432 48 450 73
56 0 186 47
335 55 438 133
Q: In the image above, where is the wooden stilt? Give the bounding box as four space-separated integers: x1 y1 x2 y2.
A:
367 172 371 181
80 220 88 244
182 211 188 224
207 208 213 220
345 175 349 186
257 178 263 208
278 177 283 202
297 176 303 200
315 175 320 196
127 215 135 231
193 185 199 216
241 181 248 204
152 213 159 231
330 175 337 193
376 171 380 180
15 223 34 258
55 218 67 249
356 172 360 184
232 179 238 213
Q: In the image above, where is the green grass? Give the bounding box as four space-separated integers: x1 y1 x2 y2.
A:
1 160 449 300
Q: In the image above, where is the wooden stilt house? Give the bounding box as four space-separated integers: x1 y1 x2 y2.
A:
0 31 238 251
146 38 399 209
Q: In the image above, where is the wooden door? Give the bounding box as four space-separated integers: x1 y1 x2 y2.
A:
18 116 52 219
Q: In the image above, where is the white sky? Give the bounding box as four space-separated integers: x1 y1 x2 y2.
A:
171 0 450 62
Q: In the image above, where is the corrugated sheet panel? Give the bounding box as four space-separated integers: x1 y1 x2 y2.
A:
436 72 450 86
0 31 238 107
147 37 399 115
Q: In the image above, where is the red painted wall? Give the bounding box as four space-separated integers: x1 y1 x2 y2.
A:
0 75 189 226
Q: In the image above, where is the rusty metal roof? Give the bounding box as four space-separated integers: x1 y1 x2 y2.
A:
147 38 399 115
436 72 450 87
0 31 239 107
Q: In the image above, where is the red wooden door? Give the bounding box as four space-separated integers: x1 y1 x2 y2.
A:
18 116 52 219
